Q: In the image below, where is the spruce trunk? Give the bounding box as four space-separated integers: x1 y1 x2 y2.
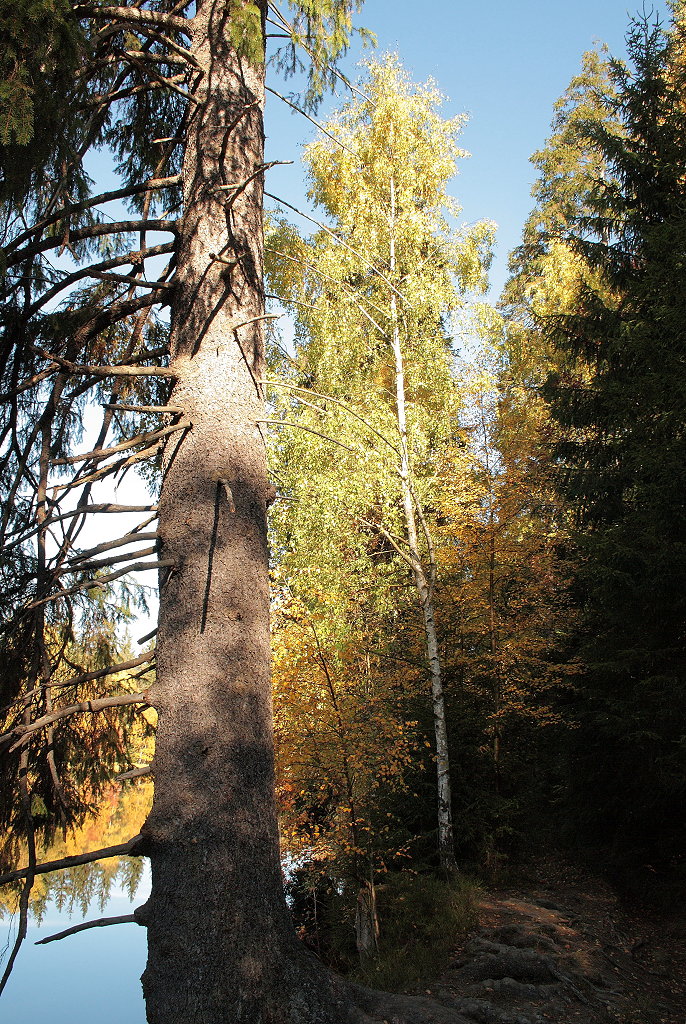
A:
136 4 354 1021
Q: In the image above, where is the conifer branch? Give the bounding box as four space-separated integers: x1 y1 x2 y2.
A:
25 243 176 318
36 915 139 945
2 693 151 753
120 26 201 68
53 419 190 466
51 443 168 495
6 220 178 268
25 559 174 610
266 7 373 102
76 4 191 34
265 87 357 155
0 836 143 887
3 653 156 713
5 183 180 257
0 366 59 401
264 193 410 305
257 420 355 452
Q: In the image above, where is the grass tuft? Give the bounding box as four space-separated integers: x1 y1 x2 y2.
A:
351 871 479 993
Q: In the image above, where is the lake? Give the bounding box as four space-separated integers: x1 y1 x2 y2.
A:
1 866 149 1023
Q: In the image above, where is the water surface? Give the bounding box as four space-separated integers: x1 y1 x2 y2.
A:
1 869 149 1023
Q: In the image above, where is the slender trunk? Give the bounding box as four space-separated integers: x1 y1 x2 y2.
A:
137 5 357 1022
388 177 457 873
482 408 502 789
488 526 502 789
355 877 379 961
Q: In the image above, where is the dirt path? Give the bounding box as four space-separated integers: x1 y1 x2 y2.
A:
427 859 686 1024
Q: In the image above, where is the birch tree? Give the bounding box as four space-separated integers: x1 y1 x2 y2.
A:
266 57 494 874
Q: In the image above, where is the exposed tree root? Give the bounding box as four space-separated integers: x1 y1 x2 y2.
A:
349 982 536 1024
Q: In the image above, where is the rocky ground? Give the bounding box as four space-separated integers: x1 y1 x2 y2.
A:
423 858 686 1024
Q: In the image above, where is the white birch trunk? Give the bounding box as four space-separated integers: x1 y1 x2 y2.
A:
388 176 457 873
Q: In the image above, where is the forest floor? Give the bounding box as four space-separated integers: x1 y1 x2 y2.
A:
426 856 686 1024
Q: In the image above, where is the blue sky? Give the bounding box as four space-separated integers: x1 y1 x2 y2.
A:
265 0 670 297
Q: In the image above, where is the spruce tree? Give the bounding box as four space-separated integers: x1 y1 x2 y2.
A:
537 8 686 854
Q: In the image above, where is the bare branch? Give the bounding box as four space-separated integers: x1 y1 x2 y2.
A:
264 247 388 331
410 481 438 597
69 532 159 565
231 314 281 330
0 836 143 887
357 517 419 571
88 270 175 290
61 544 158 576
260 379 401 456
257 420 355 452
265 192 409 306
36 914 138 945
84 74 196 107
53 419 190 466
223 160 293 209
33 350 176 380
265 87 356 156
266 292 322 313
116 766 152 782
1 506 158 555
103 404 184 414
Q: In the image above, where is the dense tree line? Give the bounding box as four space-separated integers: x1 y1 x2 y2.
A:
502 2 686 871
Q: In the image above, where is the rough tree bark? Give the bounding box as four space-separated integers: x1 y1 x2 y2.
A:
135 3 359 1021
